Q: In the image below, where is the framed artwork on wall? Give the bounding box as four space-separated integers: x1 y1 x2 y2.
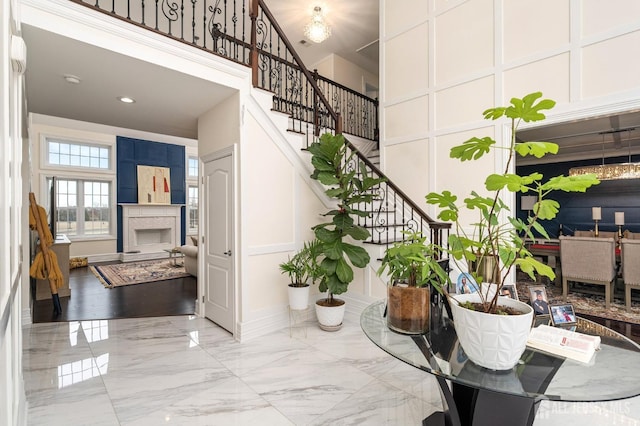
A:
137 165 171 204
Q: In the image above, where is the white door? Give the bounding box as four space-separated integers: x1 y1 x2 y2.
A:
202 149 234 333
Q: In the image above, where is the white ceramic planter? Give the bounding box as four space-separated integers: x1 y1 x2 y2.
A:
449 293 534 371
315 298 346 331
288 284 310 310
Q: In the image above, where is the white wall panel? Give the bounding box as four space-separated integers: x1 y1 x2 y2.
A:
504 54 570 104
582 31 640 99
582 0 640 37
244 115 294 246
385 139 429 206
384 23 428 100
435 77 494 129
503 0 569 62
433 128 495 225
435 0 494 85
385 95 428 140
384 0 428 36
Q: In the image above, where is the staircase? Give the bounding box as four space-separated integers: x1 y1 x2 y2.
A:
69 0 450 250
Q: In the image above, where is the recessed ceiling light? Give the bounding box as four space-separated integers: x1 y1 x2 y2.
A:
117 96 135 104
63 74 81 84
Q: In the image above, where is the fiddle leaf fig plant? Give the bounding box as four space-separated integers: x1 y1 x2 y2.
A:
425 92 601 313
309 133 386 303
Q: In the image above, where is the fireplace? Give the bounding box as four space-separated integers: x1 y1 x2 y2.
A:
120 204 182 261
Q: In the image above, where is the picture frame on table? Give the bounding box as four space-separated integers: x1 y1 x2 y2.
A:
550 303 577 327
499 284 519 301
456 272 479 295
529 285 550 315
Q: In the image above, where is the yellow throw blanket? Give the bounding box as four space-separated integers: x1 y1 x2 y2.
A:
30 250 64 289
28 202 63 289
29 204 54 246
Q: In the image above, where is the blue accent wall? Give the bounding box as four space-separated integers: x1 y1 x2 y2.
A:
116 137 186 252
517 154 640 238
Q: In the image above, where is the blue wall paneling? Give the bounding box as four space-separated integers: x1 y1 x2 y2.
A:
116 136 186 252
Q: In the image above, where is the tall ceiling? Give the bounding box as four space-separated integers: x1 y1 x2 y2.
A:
21 0 380 140
20 0 640 163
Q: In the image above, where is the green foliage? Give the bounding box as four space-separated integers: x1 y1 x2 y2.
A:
279 239 323 286
309 133 387 299
377 231 450 290
425 92 601 313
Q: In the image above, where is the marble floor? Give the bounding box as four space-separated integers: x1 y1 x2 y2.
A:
23 313 640 426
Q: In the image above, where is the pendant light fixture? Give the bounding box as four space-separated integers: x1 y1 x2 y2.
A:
304 6 331 43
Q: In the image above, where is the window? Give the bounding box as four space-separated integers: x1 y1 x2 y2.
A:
47 139 110 170
42 137 115 241
186 154 198 234
188 185 198 234
49 178 111 237
188 156 198 178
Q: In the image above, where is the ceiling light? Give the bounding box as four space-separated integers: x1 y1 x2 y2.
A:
63 74 81 84
304 6 331 44
117 96 135 104
569 128 639 180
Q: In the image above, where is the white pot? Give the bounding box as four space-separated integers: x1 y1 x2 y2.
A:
449 293 534 371
315 298 346 330
288 284 310 310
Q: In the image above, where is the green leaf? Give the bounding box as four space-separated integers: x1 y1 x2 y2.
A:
314 227 340 243
504 92 556 122
343 224 370 241
342 243 370 267
333 212 354 229
541 174 600 193
450 137 495 161
535 199 560 220
514 141 559 158
516 256 555 281
325 273 348 295
335 257 354 283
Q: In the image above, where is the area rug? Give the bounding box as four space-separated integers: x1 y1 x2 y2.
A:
90 259 190 288
515 279 640 325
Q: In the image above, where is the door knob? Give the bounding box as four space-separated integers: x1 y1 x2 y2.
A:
223 250 232 256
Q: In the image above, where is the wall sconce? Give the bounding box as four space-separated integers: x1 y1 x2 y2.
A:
615 211 625 243
592 207 601 237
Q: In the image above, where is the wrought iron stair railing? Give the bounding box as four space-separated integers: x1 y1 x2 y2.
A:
65 0 449 249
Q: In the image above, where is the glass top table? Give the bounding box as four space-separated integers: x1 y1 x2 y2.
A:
361 300 640 425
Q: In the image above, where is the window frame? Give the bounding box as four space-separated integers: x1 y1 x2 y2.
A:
40 134 116 175
185 151 199 236
40 135 116 242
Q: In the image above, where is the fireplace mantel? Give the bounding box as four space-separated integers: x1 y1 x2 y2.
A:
120 204 183 260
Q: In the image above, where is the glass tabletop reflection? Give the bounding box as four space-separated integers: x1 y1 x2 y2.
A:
361 300 640 402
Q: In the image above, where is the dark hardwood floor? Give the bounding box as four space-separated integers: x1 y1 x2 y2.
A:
31 263 197 323
30 265 640 345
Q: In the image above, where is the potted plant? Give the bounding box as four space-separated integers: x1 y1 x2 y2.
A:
377 231 449 334
425 92 600 370
309 132 386 330
279 239 322 310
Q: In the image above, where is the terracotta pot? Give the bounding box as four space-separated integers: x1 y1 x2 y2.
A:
387 284 430 335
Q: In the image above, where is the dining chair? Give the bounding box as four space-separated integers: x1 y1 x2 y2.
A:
559 236 617 309
622 239 640 312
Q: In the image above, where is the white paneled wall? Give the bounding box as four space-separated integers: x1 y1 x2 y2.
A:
381 0 640 225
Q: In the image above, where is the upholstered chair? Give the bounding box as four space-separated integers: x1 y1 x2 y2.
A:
180 236 198 277
559 236 617 309
622 239 640 312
